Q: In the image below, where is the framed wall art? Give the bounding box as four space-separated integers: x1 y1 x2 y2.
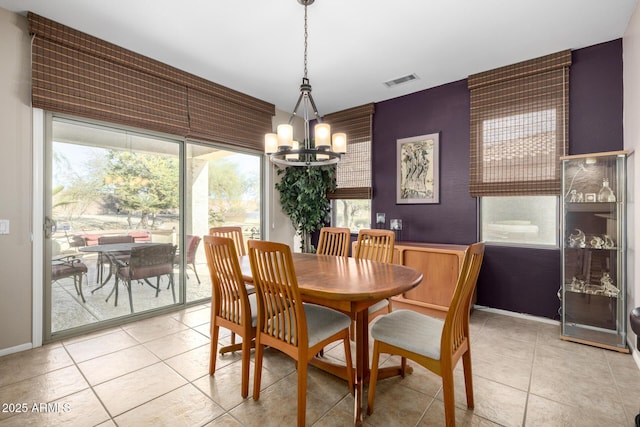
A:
397 132 439 204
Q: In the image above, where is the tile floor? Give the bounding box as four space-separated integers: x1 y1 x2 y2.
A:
1 305 639 426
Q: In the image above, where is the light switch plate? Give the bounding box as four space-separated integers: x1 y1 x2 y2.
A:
0 220 9 234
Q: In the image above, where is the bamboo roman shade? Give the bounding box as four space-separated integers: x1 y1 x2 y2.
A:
324 103 375 199
28 12 274 150
468 50 571 197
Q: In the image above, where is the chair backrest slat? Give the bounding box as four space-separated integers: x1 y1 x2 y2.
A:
354 229 395 263
248 240 306 348
209 226 246 256
203 235 251 326
98 235 134 245
317 227 350 257
442 242 485 358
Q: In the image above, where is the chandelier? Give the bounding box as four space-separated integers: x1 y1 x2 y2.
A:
264 0 346 167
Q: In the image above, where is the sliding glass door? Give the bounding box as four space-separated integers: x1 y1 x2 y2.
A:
184 143 262 303
44 117 263 341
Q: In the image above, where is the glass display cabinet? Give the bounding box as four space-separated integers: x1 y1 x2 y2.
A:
560 150 630 352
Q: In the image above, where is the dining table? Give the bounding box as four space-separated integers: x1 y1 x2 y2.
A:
79 242 163 291
239 252 423 426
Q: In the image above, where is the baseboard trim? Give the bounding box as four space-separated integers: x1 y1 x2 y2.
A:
473 305 560 325
0 342 33 357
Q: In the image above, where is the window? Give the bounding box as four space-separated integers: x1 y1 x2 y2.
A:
481 196 558 247
332 200 371 232
469 50 571 247
324 104 374 232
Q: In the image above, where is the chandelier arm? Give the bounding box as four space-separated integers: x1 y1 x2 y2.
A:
288 91 306 125
306 91 321 121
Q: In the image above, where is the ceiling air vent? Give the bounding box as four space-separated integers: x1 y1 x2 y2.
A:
384 73 419 88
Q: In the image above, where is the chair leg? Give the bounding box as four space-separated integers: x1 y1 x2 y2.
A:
442 369 456 427
462 349 474 408
366 341 381 415
170 273 176 303
192 263 201 284
209 321 220 375
106 277 118 303
155 277 161 297
297 360 307 427
240 333 251 398
75 273 86 303
343 335 354 394
126 279 134 313
253 342 264 400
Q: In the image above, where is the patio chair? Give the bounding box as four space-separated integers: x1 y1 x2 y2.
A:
107 243 176 313
51 255 88 303
96 235 134 284
174 234 202 284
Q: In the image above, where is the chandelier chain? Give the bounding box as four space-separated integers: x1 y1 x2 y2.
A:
303 3 308 79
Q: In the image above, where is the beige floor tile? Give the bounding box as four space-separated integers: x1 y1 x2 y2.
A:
525 393 626 427
365 380 432 427
419 399 503 426
228 370 348 427
203 413 244 426
93 362 187 416
122 314 190 343
77 344 160 385
114 384 224 426
0 388 110 427
172 305 211 327
471 349 533 391
529 363 627 425
193 358 279 410
472 331 536 364
165 343 240 382
0 366 88 421
480 315 541 343
64 329 138 363
444 374 527 427
142 329 210 360
0 344 74 388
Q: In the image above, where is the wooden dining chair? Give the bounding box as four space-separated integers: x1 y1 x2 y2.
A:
203 235 257 398
210 226 252 347
316 227 351 257
209 226 246 256
247 239 354 427
353 229 395 334
367 242 485 427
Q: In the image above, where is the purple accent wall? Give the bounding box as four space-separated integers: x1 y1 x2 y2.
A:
371 39 623 319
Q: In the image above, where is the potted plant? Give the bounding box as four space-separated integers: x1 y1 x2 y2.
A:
275 165 336 253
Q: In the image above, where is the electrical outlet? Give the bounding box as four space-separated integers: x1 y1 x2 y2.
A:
0 220 9 234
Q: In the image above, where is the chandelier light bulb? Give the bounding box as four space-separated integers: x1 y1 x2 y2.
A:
277 124 293 148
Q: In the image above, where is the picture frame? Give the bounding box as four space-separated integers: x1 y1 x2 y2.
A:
397 133 439 204
585 193 596 202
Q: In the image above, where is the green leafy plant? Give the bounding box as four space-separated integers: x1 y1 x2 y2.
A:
275 165 336 253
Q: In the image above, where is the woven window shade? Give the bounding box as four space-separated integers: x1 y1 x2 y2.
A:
468 50 571 197
324 103 374 199
28 12 274 150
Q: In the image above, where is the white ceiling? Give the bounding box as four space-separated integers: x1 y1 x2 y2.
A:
0 0 637 114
